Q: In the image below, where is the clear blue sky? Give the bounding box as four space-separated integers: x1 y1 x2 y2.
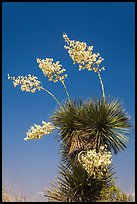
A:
2 2 135 200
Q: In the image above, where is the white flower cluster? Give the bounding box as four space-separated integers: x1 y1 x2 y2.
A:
63 33 105 72
24 121 55 140
8 74 42 93
37 58 67 83
79 145 112 178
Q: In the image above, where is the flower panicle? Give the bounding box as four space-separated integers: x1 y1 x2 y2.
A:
36 58 68 83
79 145 112 179
63 33 105 73
24 121 55 141
7 74 42 93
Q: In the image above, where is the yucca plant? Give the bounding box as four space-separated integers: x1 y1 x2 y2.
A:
45 162 114 202
51 98 131 159
8 33 133 202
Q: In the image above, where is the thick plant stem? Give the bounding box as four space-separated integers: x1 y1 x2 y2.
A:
61 81 71 101
97 71 106 100
41 87 62 108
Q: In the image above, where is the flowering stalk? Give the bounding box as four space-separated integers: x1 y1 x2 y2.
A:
8 74 62 107
41 87 62 108
61 81 70 101
37 58 70 101
97 71 106 100
63 33 106 100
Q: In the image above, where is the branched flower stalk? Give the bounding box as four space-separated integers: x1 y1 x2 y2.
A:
63 33 106 100
37 58 70 101
8 74 62 107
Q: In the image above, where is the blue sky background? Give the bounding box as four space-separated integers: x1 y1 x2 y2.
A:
2 2 135 200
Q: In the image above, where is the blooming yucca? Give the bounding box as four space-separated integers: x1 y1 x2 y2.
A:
37 58 68 83
63 33 105 72
24 121 55 140
7 33 132 202
8 74 42 93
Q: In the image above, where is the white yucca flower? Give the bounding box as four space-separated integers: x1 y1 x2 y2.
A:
78 145 112 179
8 74 42 93
36 58 67 83
63 33 105 72
24 121 55 141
